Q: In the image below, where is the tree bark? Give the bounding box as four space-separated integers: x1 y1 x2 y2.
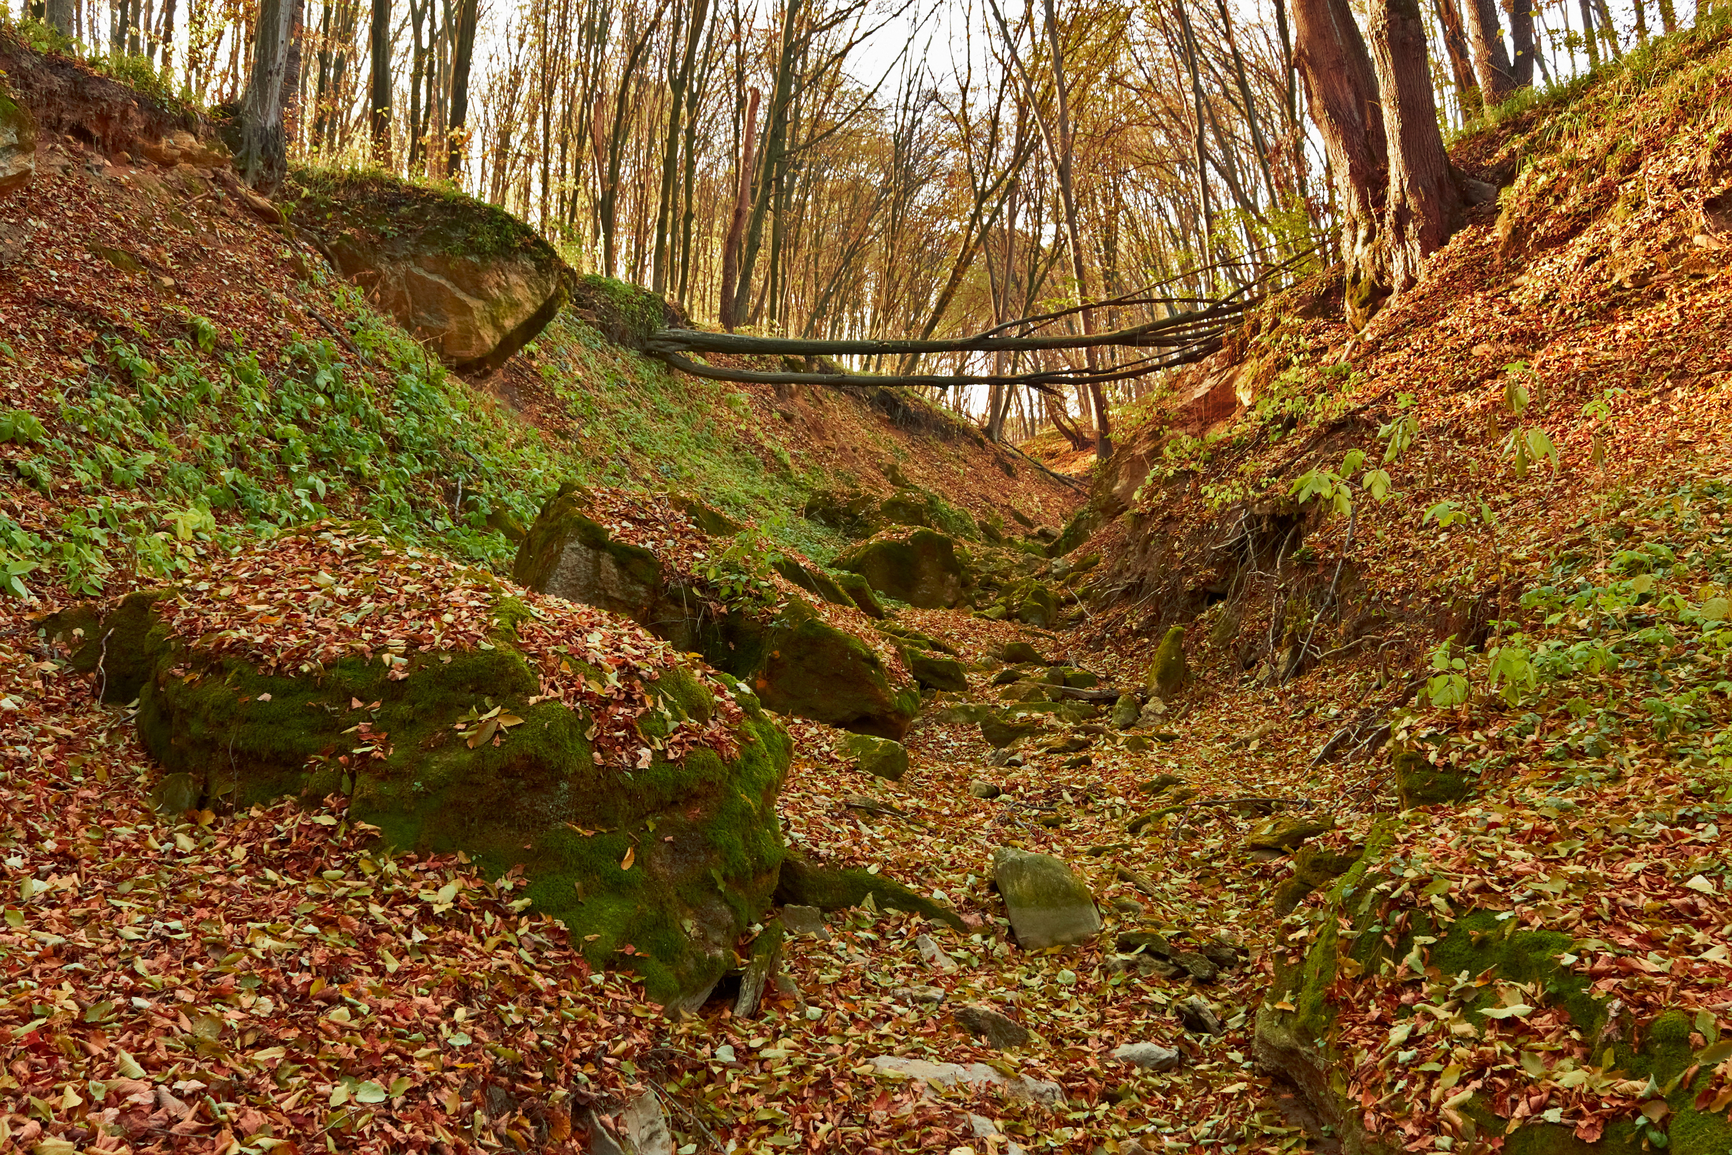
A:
1289 0 1388 325
1506 0 1535 88
237 0 297 194
1433 0 1483 118
44 0 74 36
447 0 480 180
368 0 391 163
1366 0 1461 294
719 87 760 332
1462 0 1516 105
1577 0 1600 69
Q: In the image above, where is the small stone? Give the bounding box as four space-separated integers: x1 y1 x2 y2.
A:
1061 754 1091 769
780 904 831 939
1172 950 1219 983
1110 897 1146 917
1111 1042 1181 1071
954 1004 1031 1050
1177 995 1225 1035
1196 942 1240 971
969 779 1004 800
1136 698 1168 728
1110 693 1140 729
916 933 959 973
843 733 910 782
867 1055 1062 1106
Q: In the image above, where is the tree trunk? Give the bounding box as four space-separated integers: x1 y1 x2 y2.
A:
1577 0 1600 69
1655 0 1675 35
1462 0 1516 105
1367 0 1461 294
368 0 391 163
1289 0 1388 325
237 0 297 193
447 0 479 180
44 0 74 36
1506 0 1535 87
1433 0 1483 118
719 87 760 332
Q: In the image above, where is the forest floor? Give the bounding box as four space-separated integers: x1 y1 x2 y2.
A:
4 16 1732 1155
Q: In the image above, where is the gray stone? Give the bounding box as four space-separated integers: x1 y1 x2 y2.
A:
151 772 202 816
0 77 36 198
968 1114 1002 1139
992 847 1102 949
954 1004 1031 1050
1177 995 1225 1035
1110 897 1146 917
1111 1042 1181 1071
844 733 909 782
968 779 1003 800
915 933 958 973
867 1055 1063 1106
1172 950 1219 983
1137 698 1168 728
587 1090 672 1155
890 985 947 1004
781 904 830 939
1111 693 1141 729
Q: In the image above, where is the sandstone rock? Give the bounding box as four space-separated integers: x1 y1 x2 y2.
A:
867 1056 1062 1106
288 170 569 373
1111 693 1141 729
916 933 958 973
992 847 1102 949
837 529 965 609
0 76 36 197
906 649 968 692
998 641 1046 665
954 1004 1030 1050
1111 1042 1181 1071
844 733 909 782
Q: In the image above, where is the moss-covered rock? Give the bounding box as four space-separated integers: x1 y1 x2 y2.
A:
1393 747 1474 807
801 488 881 538
991 847 1102 949
837 529 966 609
512 490 662 619
89 531 790 1011
995 580 1059 627
980 710 1044 749
906 650 969 693
1110 693 1141 729
566 274 680 349
750 600 919 739
285 169 570 373
0 74 36 197
1046 506 1101 558
842 733 909 782
1146 626 1189 697
998 641 1047 665
772 557 857 611
775 851 964 929
833 572 885 619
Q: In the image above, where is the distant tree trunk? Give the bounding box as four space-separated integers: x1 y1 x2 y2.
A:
447 0 479 180
1655 0 1676 35
237 0 297 193
157 0 178 66
1577 0 1600 68
1462 0 1516 105
44 0 74 36
1367 0 1461 294
1290 0 1388 325
1433 0 1483 118
368 0 391 163
1506 0 1535 87
719 87 759 332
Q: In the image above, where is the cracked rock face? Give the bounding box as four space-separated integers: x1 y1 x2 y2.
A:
0 78 37 198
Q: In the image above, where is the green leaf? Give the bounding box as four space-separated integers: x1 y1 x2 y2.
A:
354 1081 388 1104
1480 1003 1535 1020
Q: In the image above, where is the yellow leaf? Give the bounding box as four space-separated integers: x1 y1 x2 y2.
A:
621 846 636 870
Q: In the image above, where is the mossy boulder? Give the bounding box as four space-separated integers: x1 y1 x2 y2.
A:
998 641 1047 665
834 572 885 619
906 650 968 693
842 733 909 782
775 851 964 930
991 848 1102 949
1254 821 1732 1154
750 600 919 739
0 75 37 196
82 535 790 1011
1146 626 1189 697
1110 693 1141 729
286 169 570 374
801 489 881 538
996 580 1059 627
512 490 662 619
837 529 966 609
980 710 1044 749
1393 747 1474 807
1046 506 1101 558
515 494 916 738
566 274 681 350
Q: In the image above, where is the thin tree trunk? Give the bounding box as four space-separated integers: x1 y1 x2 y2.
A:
1656 0 1675 35
1577 0 1600 69
1367 0 1461 294
1434 0 1483 118
44 0 74 35
368 0 391 163
1462 0 1516 105
447 0 478 179
1506 0 1535 87
238 0 297 193
719 86 760 331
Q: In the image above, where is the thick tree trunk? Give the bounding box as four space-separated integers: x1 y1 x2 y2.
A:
1367 0 1461 293
719 87 759 332
1289 0 1388 325
447 0 479 180
367 0 391 163
237 0 297 193
1506 0 1535 87
1462 0 1516 105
